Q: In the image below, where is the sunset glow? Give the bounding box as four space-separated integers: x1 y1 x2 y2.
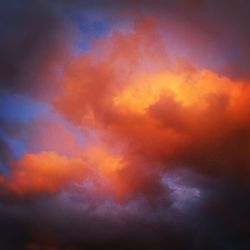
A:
1 1 250 249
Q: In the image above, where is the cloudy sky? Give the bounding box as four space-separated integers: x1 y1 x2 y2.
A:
0 1 250 249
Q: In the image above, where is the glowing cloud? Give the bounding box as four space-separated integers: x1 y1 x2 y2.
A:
1 152 86 195
2 19 250 202
55 21 250 183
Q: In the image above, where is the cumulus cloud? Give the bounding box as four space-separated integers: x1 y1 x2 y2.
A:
55 21 250 184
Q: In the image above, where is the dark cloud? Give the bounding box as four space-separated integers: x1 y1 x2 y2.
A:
124 0 250 80
0 0 121 98
0 138 12 170
0 173 249 250
0 0 65 97
0 118 25 172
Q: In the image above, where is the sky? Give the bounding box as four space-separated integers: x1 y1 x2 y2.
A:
0 0 250 249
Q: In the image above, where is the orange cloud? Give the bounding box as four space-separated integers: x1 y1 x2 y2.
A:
1 152 86 195
0 147 137 200
55 20 250 185
2 20 250 200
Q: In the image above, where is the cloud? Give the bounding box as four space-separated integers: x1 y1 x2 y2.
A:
0 152 86 195
0 0 120 98
1 1 250 249
124 0 250 80
55 22 250 184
